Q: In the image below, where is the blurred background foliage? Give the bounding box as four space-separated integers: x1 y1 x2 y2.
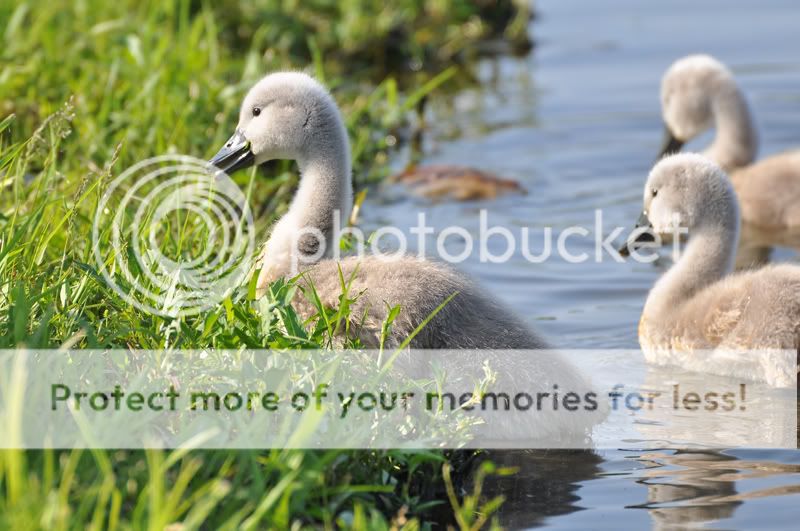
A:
0 0 530 183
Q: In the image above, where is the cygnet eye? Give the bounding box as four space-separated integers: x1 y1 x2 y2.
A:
252 107 261 117
652 188 659 198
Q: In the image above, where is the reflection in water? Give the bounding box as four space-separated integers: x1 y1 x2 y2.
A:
635 449 800 530
636 451 741 530
473 450 603 529
736 224 800 270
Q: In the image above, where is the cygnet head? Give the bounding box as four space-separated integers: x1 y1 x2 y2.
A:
622 153 740 254
209 72 347 173
658 55 736 157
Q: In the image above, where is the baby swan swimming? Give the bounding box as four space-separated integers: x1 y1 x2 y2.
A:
622 153 799 387
658 54 800 228
209 72 547 349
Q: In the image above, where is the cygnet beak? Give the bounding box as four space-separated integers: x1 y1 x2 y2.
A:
657 124 685 160
209 130 255 174
619 211 656 257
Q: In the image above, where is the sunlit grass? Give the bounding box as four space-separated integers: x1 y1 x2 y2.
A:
0 0 525 527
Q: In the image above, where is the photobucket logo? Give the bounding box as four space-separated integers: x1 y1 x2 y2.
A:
286 209 685 274
92 155 256 317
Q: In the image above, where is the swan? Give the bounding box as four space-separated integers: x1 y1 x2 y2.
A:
658 54 800 228
208 72 547 349
206 72 609 442
621 153 800 387
390 164 526 201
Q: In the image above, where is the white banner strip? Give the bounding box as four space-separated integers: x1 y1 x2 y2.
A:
0 350 795 449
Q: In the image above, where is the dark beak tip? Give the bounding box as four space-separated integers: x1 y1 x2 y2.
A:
658 126 686 160
205 160 223 174
619 211 656 258
208 130 255 174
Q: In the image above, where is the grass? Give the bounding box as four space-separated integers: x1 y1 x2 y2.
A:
0 0 528 527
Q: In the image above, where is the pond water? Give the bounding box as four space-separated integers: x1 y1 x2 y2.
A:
360 0 800 528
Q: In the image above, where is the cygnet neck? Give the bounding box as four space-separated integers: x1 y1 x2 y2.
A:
704 80 758 171
645 217 739 319
268 112 352 263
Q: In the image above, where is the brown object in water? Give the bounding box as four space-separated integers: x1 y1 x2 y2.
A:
390 164 527 201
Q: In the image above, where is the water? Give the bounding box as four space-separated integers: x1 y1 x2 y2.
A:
360 0 800 528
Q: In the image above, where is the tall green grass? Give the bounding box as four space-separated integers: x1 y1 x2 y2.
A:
0 0 526 527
